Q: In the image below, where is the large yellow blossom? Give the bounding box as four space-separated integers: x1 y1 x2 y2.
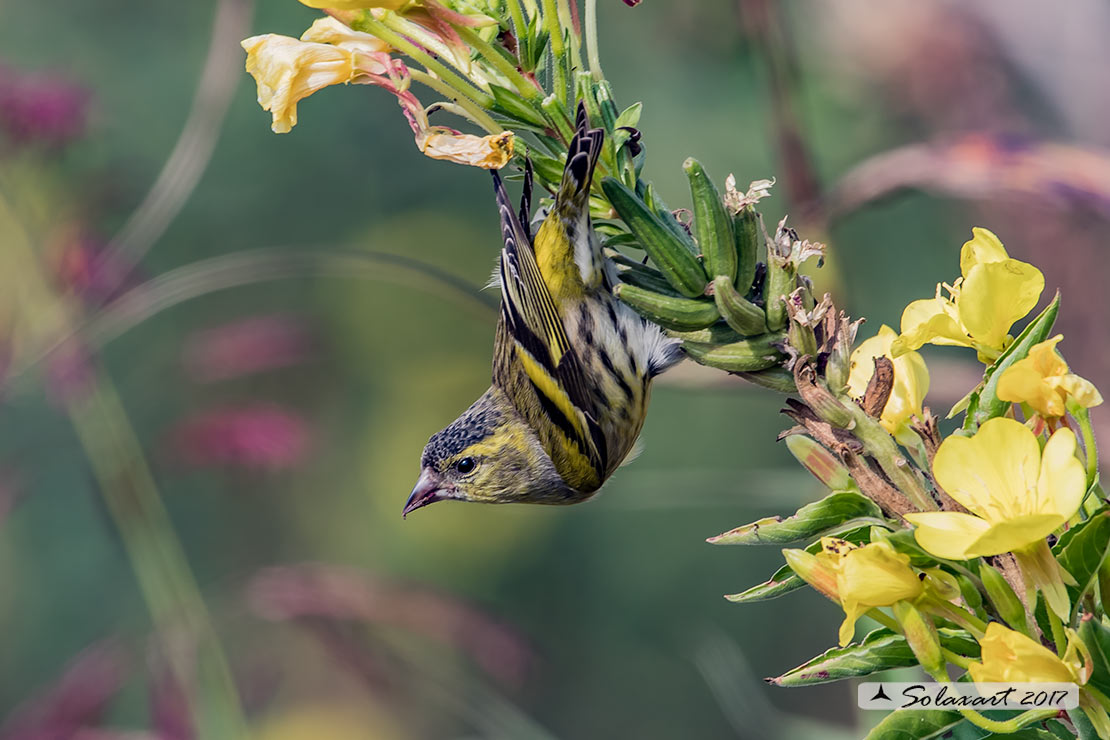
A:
968 622 1089 685
847 324 929 445
905 417 1084 618
891 228 1044 362
783 538 923 646
997 335 1103 420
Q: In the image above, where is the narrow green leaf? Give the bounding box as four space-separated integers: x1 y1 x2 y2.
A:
489 84 548 128
709 491 882 545
770 628 978 686
964 294 1060 431
1079 617 1110 697
615 101 642 130
725 527 871 603
862 710 967 740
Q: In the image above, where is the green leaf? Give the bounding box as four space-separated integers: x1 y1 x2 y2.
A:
615 102 642 130
725 526 871 603
709 491 882 545
770 628 978 686
1054 510 1110 610
863 710 968 740
488 84 548 129
964 294 1060 431
1079 615 1110 697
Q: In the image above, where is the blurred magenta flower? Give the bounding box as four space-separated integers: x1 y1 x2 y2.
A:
0 641 128 739
0 64 89 147
168 404 310 470
248 564 533 685
181 315 314 383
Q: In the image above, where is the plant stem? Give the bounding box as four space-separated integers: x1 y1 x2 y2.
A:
555 0 582 71
959 708 1057 734
354 15 495 109
453 24 542 101
940 648 972 669
541 0 567 105
844 403 937 512
410 70 503 132
1072 403 1101 491
506 0 531 68
584 0 603 81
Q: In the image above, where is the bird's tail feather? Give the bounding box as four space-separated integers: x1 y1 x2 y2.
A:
556 103 604 218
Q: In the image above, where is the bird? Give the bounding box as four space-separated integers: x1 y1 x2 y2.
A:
403 105 683 516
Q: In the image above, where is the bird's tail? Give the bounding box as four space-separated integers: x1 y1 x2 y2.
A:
554 103 604 224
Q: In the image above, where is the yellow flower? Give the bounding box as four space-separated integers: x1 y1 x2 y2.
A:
905 417 1085 618
784 538 923 646
997 335 1103 419
847 325 930 445
891 228 1044 362
968 622 1087 685
905 418 1085 560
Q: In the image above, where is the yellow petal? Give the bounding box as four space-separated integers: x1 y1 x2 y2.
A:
1037 428 1086 520
968 622 1077 684
838 600 869 646
782 548 839 600
417 130 513 169
300 16 391 55
932 417 1042 519
894 297 970 355
997 359 1065 417
837 541 922 607
242 35 356 133
847 325 929 437
965 514 1066 557
846 326 893 398
959 227 1009 277
1027 335 1069 378
956 258 1044 352
1057 373 1104 409
904 511 992 560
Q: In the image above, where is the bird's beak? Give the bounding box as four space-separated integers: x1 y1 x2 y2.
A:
403 468 449 518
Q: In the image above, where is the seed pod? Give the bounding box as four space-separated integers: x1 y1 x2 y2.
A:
615 262 680 296
666 323 743 344
684 158 736 281
763 258 795 332
736 367 796 393
733 208 760 293
713 275 767 336
603 178 708 298
614 283 720 331
682 333 784 372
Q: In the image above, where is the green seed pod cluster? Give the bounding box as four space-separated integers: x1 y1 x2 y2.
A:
601 164 795 385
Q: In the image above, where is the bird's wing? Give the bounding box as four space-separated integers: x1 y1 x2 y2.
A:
491 170 607 476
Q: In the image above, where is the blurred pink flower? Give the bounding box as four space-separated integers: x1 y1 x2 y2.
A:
168 404 310 470
248 564 533 685
181 315 314 383
0 641 129 740
0 65 89 147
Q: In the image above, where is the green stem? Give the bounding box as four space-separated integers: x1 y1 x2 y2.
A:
959 708 1058 734
453 24 542 101
1047 602 1068 657
541 0 567 105
410 70 502 132
1072 403 1101 491
865 607 900 633
940 648 973 669
584 0 603 81
925 600 988 639
556 0 582 71
353 15 495 109
506 0 531 68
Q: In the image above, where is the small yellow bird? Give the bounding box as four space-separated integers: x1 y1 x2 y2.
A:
403 106 682 516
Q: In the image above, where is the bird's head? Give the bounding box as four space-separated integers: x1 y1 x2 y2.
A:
404 389 566 516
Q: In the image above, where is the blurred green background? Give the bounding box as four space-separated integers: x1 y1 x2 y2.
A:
1 0 1108 737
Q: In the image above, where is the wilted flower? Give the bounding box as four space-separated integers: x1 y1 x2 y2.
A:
242 19 396 133
784 538 923 646
892 228 1044 362
997 334 1103 421
723 175 775 212
846 324 929 445
418 128 513 168
905 417 1085 617
968 622 1089 685
169 404 310 470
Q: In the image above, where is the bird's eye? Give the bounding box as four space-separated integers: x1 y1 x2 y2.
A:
455 457 476 474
